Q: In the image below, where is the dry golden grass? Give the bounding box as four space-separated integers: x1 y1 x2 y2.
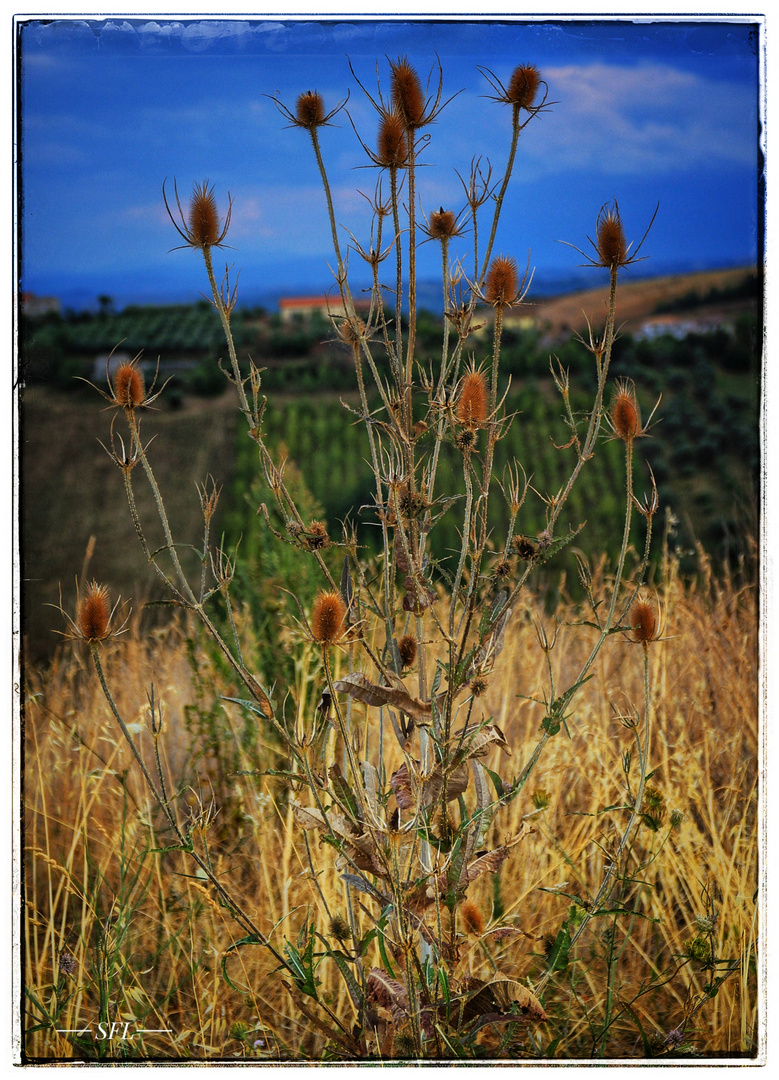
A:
528 266 757 343
23 551 759 1062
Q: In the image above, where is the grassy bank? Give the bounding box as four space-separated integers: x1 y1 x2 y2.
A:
23 549 758 1060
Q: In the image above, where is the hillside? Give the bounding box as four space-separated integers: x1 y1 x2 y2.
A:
528 266 758 343
19 266 761 667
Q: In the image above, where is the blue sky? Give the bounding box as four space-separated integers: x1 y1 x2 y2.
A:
18 15 762 311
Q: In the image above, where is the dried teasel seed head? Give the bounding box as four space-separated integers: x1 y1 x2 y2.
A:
296 90 325 129
311 590 347 644
506 64 541 110
630 597 657 645
336 315 365 348
377 110 408 167
398 634 417 669
512 535 538 560
112 362 145 409
390 56 425 128
188 182 221 248
328 913 351 943
304 520 329 550
454 428 476 452
456 370 488 427
460 901 485 936
596 204 628 268
611 382 640 442
78 582 112 643
428 207 458 240
484 255 519 307
493 558 512 580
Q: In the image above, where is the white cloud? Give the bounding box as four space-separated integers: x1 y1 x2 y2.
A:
538 61 756 175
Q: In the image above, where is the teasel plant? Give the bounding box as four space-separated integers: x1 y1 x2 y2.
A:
72 55 671 1060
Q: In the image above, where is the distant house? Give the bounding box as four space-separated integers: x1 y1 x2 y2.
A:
278 295 372 324
21 292 60 318
636 315 726 342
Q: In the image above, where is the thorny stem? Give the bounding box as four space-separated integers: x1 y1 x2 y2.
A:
390 165 404 366
478 104 521 289
128 413 197 607
405 128 418 395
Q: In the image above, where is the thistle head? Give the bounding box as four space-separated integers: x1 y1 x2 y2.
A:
460 900 485 936
596 203 628 268
398 634 417 669
426 207 460 241
53 580 128 646
456 368 488 428
327 913 351 944
188 182 222 247
630 596 658 646
610 379 641 442
480 62 547 116
311 590 347 645
506 64 542 110
484 255 520 308
112 360 146 411
390 56 425 128
303 520 329 551
570 200 658 271
164 179 232 251
296 90 326 129
377 110 408 167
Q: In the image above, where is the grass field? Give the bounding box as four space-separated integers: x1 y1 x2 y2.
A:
23 543 758 1061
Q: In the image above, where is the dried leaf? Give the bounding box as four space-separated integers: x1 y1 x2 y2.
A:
389 762 414 810
366 967 409 1022
486 925 523 942
335 672 432 724
328 762 360 820
290 800 327 832
462 846 511 882
453 722 512 762
361 761 382 826
290 799 372 860
462 975 548 1024
390 760 469 810
243 672 274 719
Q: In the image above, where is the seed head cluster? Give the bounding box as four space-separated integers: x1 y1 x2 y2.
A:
630 598 657 645
506 64 541 110
311 590 347 645
188 182 222 249
296 90 325 129
460 900 485 936
78 582 112 643
611 381 640 442
112 362 145 410
398 634 417 669
390 57 425 128
456 370 488 427
484 255 519 307
427 208 458 241
377 111 408 167
596 205 628 268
